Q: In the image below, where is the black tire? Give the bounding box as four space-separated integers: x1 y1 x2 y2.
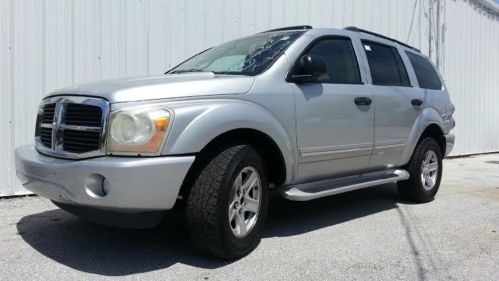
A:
398 137 443 203
185 145 269 259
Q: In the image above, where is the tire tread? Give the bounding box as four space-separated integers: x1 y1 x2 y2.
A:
398 137 443 202
186 145 261 259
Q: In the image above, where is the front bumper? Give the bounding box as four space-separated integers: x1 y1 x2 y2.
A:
444 133 455 156
15 145 195 212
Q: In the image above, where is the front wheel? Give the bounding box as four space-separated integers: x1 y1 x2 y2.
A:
398 137 443 202
185 145 268 259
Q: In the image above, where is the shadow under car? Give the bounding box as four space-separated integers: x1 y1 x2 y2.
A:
17 183 402 276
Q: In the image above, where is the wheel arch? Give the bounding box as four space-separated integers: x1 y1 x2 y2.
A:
165 101 295 201
418 124 446 155
178 128 288 202
400 108 447 165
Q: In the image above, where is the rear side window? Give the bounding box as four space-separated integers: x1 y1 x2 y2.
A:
304 38 362 84
405 52 443 90
362 41 411 87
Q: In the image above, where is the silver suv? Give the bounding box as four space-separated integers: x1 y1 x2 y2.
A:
15 26 455 259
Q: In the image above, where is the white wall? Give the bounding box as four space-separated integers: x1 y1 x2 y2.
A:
444 0 499 155
1 0 498 196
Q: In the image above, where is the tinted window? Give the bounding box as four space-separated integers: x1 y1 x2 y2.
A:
304 38 361 84
362 41 411 87
406 52 443 90
393 51 411 86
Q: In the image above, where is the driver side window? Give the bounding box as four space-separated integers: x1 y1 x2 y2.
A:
305 38 362 84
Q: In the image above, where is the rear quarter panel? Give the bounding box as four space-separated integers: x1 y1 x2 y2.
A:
400 88 454 164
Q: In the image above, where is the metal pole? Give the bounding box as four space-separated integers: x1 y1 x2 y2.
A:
428 0 433 60
436 0 441 70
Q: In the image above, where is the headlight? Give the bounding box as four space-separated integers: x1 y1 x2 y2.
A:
107 107 171 154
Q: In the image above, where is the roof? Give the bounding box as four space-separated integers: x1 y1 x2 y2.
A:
477 0 499 14
344 26 421 53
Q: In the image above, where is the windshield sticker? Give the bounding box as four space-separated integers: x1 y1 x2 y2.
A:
170 31 302 75
364 45 372 51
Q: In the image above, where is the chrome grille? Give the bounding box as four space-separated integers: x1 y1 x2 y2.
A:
40 127 53 147
35 96 110 159
42 104 56 123
63 129 101 153
64 103 102 127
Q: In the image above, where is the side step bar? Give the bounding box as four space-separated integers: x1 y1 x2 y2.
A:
280 169 410 201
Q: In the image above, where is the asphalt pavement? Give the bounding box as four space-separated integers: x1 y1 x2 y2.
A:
1 154 498 281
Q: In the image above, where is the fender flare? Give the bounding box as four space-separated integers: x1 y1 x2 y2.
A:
400 107 445 165
163 100 295 183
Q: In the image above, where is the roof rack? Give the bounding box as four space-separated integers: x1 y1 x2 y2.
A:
260 25 313 33
344 26 421 53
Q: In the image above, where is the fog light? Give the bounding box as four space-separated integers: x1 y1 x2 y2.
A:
84 174 109 198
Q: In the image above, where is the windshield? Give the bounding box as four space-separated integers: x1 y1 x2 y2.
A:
168 31 305 75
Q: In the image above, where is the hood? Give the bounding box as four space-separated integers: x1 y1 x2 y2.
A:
49 73 255 103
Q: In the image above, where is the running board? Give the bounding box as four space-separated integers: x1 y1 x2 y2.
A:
280 169 410 201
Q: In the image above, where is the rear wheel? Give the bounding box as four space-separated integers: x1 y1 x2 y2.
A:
398 137 443 202
185 145 268 259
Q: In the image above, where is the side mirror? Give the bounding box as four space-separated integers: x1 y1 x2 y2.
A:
289 55 327 83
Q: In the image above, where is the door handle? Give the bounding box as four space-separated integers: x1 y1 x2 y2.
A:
411 99 423 106
354 97 372 106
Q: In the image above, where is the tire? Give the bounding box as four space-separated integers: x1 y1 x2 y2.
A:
398 137 443 203
185 144 269 259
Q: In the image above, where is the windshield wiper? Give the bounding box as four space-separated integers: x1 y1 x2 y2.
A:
212 71 249 76
168 69 249 76
170 69 213 74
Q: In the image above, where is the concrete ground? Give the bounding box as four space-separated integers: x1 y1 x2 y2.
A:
1 154 498 281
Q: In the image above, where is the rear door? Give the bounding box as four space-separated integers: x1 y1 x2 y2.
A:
359 40 424 169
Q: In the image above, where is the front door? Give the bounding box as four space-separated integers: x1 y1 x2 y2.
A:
292 37 374 182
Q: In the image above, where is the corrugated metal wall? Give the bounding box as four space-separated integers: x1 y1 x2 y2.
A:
1 0 498 196
444 0 499 155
